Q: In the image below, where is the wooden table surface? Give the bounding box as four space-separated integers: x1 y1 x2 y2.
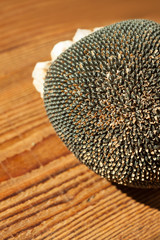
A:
0 0 160 239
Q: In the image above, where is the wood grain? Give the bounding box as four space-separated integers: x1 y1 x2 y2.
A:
0 0 160 239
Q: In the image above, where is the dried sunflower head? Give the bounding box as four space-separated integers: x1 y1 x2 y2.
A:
43 19 160 188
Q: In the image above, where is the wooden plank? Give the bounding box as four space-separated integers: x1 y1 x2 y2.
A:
0 0 160 239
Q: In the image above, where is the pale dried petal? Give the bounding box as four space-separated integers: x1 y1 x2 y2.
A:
51 40 73 61
72 29 92 42
32 61 52 98
93 26 103 32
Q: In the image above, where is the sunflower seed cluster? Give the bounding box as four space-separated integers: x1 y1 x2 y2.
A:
44 19 160 188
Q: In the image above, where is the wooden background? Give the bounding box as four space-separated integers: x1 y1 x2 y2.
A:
0 0 160 239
